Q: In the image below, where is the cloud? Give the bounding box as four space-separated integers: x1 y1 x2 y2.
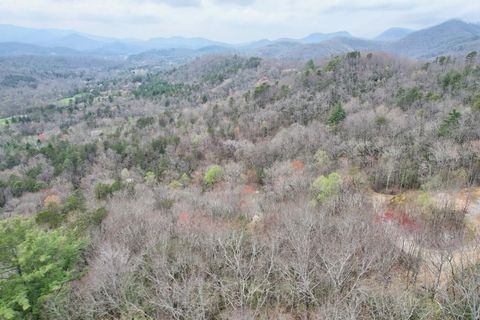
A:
325 2 414 13
147 0 202 7
211 0 255 6
0 0 478 42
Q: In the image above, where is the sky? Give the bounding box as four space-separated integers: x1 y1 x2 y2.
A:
0 0 479 43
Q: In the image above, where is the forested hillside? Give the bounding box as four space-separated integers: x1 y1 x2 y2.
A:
1 50 480 319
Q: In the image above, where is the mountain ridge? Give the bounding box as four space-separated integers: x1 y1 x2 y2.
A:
0 20 478 60
375 27 413 41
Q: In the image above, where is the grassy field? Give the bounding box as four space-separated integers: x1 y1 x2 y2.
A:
57 93 88 107
0 116 17 126
0 114 31 128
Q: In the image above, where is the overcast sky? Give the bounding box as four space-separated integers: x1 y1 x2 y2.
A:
0 0 479 42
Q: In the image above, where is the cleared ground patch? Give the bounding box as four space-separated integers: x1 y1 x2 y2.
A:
57 93 89 106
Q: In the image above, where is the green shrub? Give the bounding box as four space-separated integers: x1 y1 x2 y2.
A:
441 70 463 91
8 175 45 198
170 174 190 189
26 165 42 179
74 208 108 231
110 181 123 192
346 51 361 59
35 204 64 228
63 190 86 213
0 218 85 319
472 95 480 111
312 172 342 203
253 82 270 100
253 166 266 185
327 103 347 126
0 188 5 208
89 208 108 226
155 198 175 210
179 173 191 186
204 165 223 187
396 87 423 109
8 175 25 198
425 92 441 102
36 191 87 228
169 180 183 189
136 116 155 129
150 136 180 154
144 171 156 185
438 109 461 137
39 141 97 178
324 56 342 71
375 115 387 127
94 183 111 200
466 51 478 63
245 57 262 69
305 59 315 71
94 181 124 200
134 79 187 98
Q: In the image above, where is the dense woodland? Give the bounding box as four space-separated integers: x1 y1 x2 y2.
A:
1 50 480 319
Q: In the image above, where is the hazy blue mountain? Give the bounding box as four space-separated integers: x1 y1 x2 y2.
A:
128 48 198 65
0 24 115 46
90 42 146 56
388 19 480 58
42 34 107 51
300 31 352 43
128 45 236 65
0 25 232 56
238 39 275 50
0 25 69 43
145 37 230 50
0 20 479 60
250 36 377 60
196 45 235 54
249 20 480 60
375 28 413 41
0 42 79 56
241 31 352 49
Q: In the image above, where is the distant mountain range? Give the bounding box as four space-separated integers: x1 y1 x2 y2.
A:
375 28 413 41
388 19 480 58
0 42 78 56
0 24 232 54
0 19 479 61
249 20 480 60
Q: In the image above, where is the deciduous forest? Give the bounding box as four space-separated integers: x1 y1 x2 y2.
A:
1 45 480 319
